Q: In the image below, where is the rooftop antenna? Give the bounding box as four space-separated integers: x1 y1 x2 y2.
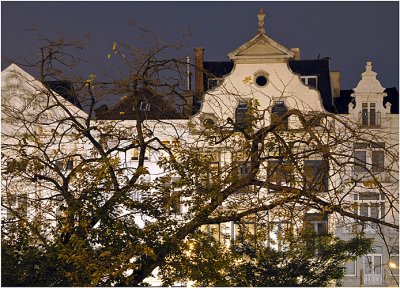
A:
186 56 191 91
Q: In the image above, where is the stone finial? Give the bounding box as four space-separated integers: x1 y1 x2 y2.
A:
366 61 372 72
353 61 385 94
257 8 266 34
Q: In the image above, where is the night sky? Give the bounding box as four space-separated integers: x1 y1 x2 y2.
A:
2 1 399 90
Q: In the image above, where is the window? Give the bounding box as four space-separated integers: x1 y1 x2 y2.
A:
363 247 383 286
304 213 328 235
200 150 220 180
360 103 380 127
207 78 222 90
55 160 64 170
353 142 385 174
235 101 250 128
301 76 318 89
238 162 252 179
139 101 150 111
354 192 385 231
66 160 74 170
304 159 329 191
353 151 367 173
271 101 288 130
372 151 384 172
235 161 254 193
268 159 294 187
344 260 357 276
269 221 291 251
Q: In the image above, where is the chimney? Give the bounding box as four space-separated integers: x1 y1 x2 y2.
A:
194 47 204 96
330 71 341 98
291 48 301 60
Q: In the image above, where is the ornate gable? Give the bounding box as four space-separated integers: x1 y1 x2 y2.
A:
228 33 294 63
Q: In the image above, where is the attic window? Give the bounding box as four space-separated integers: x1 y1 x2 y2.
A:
208 78 222 90
301 76 318 89
140 102 150 111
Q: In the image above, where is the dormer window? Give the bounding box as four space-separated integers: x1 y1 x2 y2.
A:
207 78 222 90
301 76 318 89
140 102 150 111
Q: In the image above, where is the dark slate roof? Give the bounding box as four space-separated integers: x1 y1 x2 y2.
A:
288 59 334 113
334 87 399 114
334 90 354 114
204 61 234 78
384 87 399 114
95 88 187 120
45 81 83 109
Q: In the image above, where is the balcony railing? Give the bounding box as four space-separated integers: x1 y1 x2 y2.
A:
359 111 381 127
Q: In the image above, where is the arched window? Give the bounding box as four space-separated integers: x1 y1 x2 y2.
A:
271 101 288 130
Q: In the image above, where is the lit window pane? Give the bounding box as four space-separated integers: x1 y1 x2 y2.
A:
389 255 399 275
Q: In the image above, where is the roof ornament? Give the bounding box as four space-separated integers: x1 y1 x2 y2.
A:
366 61 372 72
257 8 266 34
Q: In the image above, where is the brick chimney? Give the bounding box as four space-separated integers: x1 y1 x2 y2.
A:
194 47 204 96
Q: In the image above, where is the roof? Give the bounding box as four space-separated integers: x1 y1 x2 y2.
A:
334 90 354 114
203 61 234 78
1 64 87 117
95 88 187 120
45 81 83 109
334 87 399 114
384 87 399 114
288 59 334 112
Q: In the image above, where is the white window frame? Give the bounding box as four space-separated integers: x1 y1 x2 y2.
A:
361 102 379 127
300 75 318 89
363 247 383 286
354 192 385 231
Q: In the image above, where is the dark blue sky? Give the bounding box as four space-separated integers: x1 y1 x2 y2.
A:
2 1 399 89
